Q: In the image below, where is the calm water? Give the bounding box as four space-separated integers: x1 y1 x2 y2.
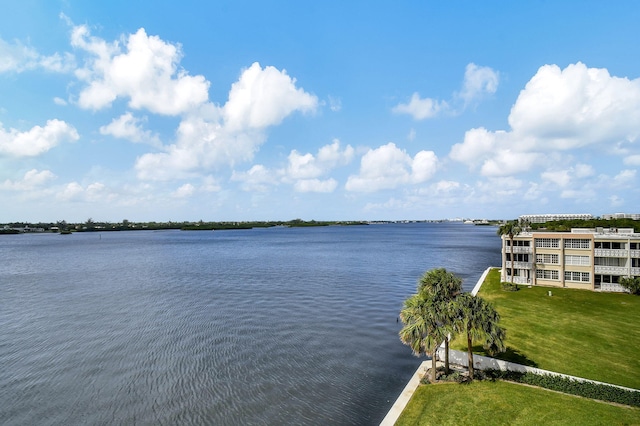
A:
0 223 500 425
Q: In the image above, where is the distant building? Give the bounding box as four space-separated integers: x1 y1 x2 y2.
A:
518 213 593 224
500 227 640 293
601 213 640 220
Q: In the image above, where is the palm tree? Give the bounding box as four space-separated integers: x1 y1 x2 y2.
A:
619 276 640 295
399 292 448 383
453 293 506 380
417 268 462 374
497 221 522 284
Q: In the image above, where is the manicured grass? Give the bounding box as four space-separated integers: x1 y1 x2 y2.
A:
395 381 640 426
452 268 640 389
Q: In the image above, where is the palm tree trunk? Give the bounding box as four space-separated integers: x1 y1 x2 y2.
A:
444 337 450 375
431 353 437 382
467 333 474 380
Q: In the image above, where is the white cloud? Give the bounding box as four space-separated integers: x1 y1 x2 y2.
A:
509 62 640 149
172 183 195 198
0 119 79 157
345 143 438 192
99 112 162 147
135 63 318 180
72 26 210 115
0 37 75 73
393 63 499 120
458 63 499 106
53 97 68 106
223 62 318 131
392 93 447 120
231 165 279 192
450 62 640 178
293 178 338 193
623 154 640 166
286 139 354 180
1 169 57 190
57 181 110 202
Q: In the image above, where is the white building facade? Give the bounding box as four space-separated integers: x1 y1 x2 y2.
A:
500 228 640 292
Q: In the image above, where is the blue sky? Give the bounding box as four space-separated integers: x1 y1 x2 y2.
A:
1 1 639 222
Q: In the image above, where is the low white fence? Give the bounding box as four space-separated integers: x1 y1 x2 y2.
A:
435 347 639 393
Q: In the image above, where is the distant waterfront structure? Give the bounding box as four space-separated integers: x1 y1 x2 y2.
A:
518 213 593 224
602 213 640 220
500 227 640 293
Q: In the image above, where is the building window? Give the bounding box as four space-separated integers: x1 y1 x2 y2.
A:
506 240 531 247
536 269 559 280
595 274 621 284
594 257 627 267
632 258 640 268
564 239 590 249
535 238 560 248
507 253 529 262
630 243 639 250
565 255 590 266
564 271 590 282
595 241 625 249
536 254 559 264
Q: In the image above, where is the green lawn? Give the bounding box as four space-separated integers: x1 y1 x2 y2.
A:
395 381 640 426
452 268 640 389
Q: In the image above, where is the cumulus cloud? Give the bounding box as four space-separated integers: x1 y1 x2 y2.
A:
135 63 318 180
393 63 499 119
0 37 75 73
57 181 108 202
392 93 447 120
457 63 499 106
286 139 353 180
99 112 162 147
172 183 195 198
0 119 79 156
345 142 438 192
231 165 279 192
1 169 57 190
223 62 318 131
71 25 210 115
450 62 640 177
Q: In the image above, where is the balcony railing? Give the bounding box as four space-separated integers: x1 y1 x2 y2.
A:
506 261 532 269
594 249 628 257
630 250 640 258
594 265 629 275
510 246 532 254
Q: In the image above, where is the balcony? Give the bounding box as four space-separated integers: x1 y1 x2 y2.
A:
594 265 629 275
594 249 628 257
506 261 532 269
510 246 532 254
630 250 640 258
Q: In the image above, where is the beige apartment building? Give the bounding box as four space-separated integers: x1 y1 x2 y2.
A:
501 227 640 292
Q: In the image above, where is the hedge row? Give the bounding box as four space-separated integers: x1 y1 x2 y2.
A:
482 369 640 407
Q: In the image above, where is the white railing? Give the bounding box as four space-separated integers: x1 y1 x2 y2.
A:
594 265 628 275
600 283 629 293
631 267 640 276
506 261 532 269
630 250 640 258
510 246 532 254
594 249 628 257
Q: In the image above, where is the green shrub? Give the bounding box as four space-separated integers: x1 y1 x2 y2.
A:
482 369 640 407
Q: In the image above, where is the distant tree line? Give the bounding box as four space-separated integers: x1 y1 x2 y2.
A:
1 219 369 233
528 218 640 232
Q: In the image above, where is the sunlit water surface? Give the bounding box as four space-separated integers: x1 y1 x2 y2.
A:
0 223 501 425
